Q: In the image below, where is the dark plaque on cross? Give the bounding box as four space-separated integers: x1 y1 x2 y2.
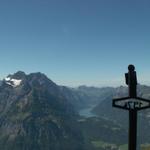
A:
112 65 150 150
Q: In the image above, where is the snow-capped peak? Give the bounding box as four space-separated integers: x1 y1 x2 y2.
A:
4 77 22 87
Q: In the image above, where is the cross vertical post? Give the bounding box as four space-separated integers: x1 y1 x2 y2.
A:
129 109 137 150
126 65 137 150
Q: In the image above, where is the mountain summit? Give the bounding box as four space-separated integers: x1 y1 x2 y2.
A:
0 71 84 150
8 71 26 79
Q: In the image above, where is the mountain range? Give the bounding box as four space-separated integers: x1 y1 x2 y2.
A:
0 71 150 150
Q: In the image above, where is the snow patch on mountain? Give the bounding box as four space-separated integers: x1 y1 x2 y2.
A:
4 77 22 87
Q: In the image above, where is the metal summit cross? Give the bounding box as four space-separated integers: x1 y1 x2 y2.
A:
112 64 150 150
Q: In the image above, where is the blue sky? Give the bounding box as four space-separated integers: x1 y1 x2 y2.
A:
0 0 150 86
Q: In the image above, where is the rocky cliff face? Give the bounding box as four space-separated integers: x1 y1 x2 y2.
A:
0 71 84 150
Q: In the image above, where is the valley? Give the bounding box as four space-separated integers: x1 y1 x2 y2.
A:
79 104 97 118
